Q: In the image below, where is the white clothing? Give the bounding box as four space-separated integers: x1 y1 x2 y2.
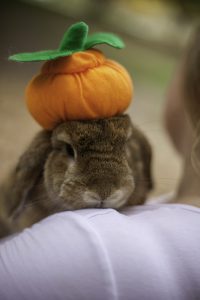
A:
0 199 200 300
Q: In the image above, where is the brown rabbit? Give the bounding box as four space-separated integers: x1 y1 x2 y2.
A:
0 114 153 237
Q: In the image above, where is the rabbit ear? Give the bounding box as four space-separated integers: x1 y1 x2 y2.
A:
139 134 153 191
2 131 52 217
133 127 153 191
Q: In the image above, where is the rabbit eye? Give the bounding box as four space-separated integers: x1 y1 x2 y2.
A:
65 143 75 158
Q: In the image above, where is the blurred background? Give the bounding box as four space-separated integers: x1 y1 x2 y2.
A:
1 0 200 197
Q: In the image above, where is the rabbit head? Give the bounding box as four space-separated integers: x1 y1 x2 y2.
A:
44 115 135 210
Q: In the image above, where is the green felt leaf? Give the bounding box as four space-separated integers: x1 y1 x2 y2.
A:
9 21 125 62
59 21 88 51
9 49 74 62
85 32 125 50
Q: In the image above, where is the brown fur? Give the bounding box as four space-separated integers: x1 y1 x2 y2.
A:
0 114 153 237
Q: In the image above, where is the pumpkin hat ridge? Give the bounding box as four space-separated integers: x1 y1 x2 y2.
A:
9 22 133 129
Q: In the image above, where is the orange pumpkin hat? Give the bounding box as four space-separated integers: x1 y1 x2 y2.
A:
9 22 133 130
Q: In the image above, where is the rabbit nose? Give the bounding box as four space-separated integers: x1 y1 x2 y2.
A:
83 187 113 206
89 178 117 201
83 191 102 207
83 188 130 209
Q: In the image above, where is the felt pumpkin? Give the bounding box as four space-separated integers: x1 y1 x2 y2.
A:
9 22 133 129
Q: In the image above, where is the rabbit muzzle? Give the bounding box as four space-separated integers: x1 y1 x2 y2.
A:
57 168 135 210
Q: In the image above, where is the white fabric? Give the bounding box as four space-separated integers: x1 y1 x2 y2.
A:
0 198 200 300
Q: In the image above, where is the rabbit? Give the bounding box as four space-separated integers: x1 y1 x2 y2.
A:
0 114 153 237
